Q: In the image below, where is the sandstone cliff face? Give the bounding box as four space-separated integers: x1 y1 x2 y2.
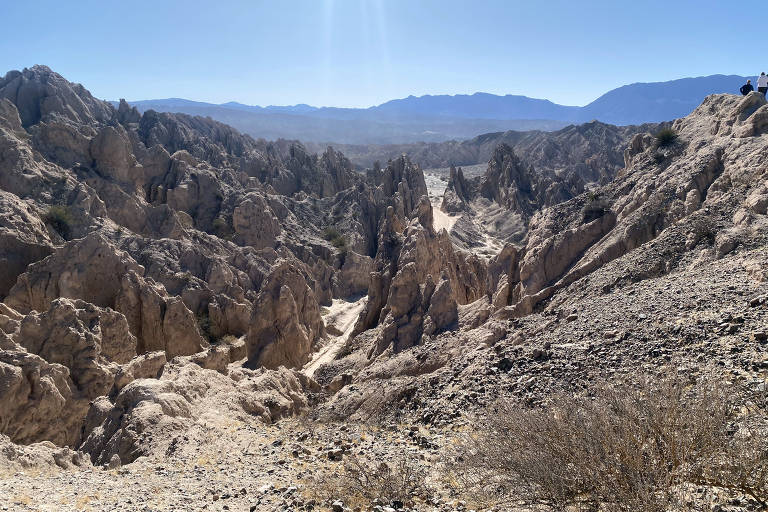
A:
1 298 137 447
246 260 325 369
0 346 79 446
5 234 207 358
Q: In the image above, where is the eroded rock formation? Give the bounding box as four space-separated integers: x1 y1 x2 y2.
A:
2 66 768 501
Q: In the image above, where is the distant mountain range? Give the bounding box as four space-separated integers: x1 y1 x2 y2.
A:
118 74 751 144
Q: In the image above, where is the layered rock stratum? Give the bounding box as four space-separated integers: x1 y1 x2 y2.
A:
1 66 767 511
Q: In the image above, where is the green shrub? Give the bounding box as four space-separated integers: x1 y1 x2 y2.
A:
197 313 214 343
322 227 347 250
212 216 234 240
43 205 73 239
655 128 678 148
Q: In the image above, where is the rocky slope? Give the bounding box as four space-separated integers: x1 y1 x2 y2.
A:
1 66 767 512
317 90 768 425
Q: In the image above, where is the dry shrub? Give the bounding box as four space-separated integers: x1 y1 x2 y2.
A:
655 128 679 148
219 334 239 345
43 205 73 239
581 196 611 223
686 214 717 247
306 452 430 509
449 376 768 511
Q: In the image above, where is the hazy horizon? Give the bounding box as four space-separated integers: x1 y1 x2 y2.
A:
116 72 750 110
3 0 764 109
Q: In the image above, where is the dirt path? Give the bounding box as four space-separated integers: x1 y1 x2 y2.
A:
303 296 367 377
432 207 460 232
423 172 460 233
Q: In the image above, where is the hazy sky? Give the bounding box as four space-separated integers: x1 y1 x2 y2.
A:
1 0 762 107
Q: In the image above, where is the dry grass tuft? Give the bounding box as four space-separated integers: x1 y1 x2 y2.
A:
306 452 431 509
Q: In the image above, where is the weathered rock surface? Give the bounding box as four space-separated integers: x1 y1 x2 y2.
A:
496 92 768 317
80 363 318 465
5 234 207 358
0 346 79 446
352 195 486 360
246 260 325 369
13 298 131 397
440 165 470 213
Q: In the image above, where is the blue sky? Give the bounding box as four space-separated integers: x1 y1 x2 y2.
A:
1 0 762 107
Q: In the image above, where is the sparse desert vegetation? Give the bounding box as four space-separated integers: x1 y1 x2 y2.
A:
450 376 768 511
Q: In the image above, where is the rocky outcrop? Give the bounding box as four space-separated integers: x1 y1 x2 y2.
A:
353 195 486 358
478 144 582 218
441 165 471 213
0 347 79 446
80 363 318 464
317 147 356 196
14 299 132 398
246 261 325 369
0 66 114 128
0 433 91 471
3 66 768 512
0 299 164 447
492 92 767 317
331 251 373 298
113 351 166 391
232 192 281 249
0 190 53 298
333 120 651 182
438 144 587 248
5 234 142 314
372 155 428 221
5 234 207 358
0 66 394 460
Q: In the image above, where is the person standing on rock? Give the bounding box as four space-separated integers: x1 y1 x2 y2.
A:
740 79 754 96
757 73 768 96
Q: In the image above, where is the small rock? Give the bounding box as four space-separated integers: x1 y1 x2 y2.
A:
107 454 121 469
